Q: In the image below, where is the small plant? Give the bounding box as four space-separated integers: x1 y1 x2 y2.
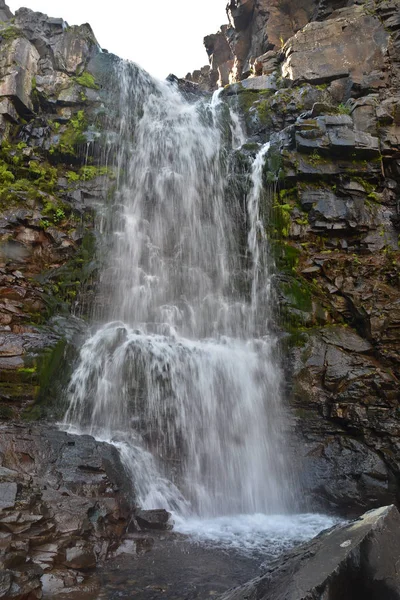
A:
75 71 99 90
337 103 352 115
66 170 80 182
54 208 65 223
0 161 15 184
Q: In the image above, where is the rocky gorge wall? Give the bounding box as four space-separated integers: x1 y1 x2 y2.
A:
0 2 119 422
200 0 400 514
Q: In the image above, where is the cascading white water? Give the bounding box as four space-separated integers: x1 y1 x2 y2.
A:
64 62 294 519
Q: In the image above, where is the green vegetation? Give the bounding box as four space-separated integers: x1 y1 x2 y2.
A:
66 165 116 182
337 103 352 115
0 142 63 205
264 148 283 183
41 231 97 316
75 71 99 90
57 110 87 156
0 25 22 41
0 405 14 419
273 240 301 274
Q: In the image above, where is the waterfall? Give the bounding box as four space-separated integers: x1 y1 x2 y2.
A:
63 62 294 519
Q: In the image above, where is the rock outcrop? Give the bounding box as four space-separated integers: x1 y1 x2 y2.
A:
0 5 116 421
217 0 400 514
221 505 400 599
195 0 400 89
0 424 137 599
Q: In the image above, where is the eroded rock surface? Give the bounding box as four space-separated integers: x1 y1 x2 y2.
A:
0 5 116 421
210 0 400 513
0 423 136 599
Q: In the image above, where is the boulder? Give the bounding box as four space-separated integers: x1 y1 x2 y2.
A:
0 424 136 589
64 544 96 570
227 0 255 32
204 29 234 87
0 481 17 509
235 74 277 91
294 114 380 158
0 36 40 115
52 24 98 74
288 326 399 513
136 509 172 531
221 505 400 600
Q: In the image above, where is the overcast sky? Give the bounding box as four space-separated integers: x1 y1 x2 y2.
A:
7 0 228 79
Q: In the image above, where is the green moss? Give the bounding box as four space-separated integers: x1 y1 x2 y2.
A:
67 165 116 183
80 165 98 180
0 25 22 40
0 382 39 400
40 198 69 224
256 99 273 128
57 110 87 156
337 103 352 115
264 149 283 183
282 278 313 313
66 170 80 182
367 191 380 203
75 71 99 90
21 339 69 421
40 230 97 318
242 143 259 152
0 404 14 420
238 89 258 114
21 405 42 421
307 150 327 166
0 140 64 207
237 89 274 129
273 240 300 274
27 160 58 190
0 160 15 184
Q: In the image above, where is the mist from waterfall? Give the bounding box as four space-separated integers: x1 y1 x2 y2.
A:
64 61 295 519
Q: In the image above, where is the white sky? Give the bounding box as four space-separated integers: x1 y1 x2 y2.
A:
7 0 228 79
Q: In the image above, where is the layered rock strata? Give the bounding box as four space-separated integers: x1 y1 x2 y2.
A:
0 5 116 420
218 0 400 513
0 424 137 599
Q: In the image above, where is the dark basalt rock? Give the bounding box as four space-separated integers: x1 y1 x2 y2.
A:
221 505 400 600
136 509 173 531
0 423 136 597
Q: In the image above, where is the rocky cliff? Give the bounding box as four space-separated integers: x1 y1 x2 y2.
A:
200 0 400 514
0 3 118 422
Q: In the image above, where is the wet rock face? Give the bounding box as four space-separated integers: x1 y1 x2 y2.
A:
0 424 135 598
216 0 400 514
0 4 117 421
221 505 400 599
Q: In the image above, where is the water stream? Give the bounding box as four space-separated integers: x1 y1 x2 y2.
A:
63 62 335 557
